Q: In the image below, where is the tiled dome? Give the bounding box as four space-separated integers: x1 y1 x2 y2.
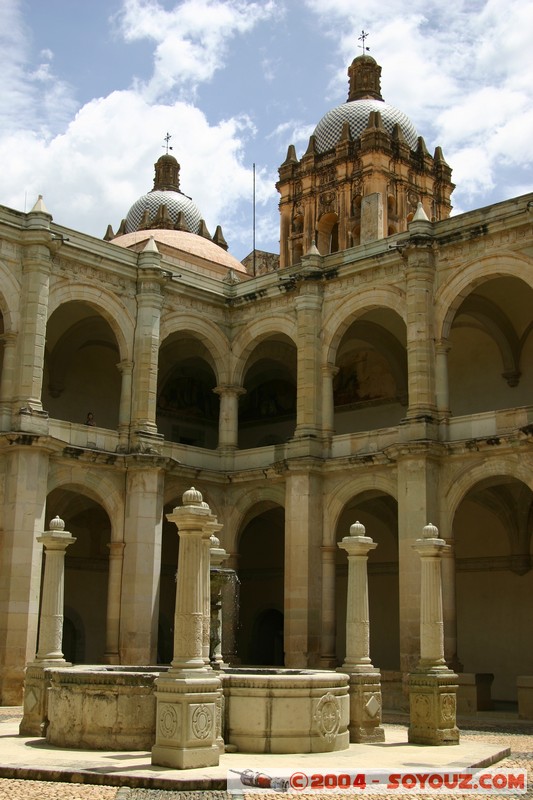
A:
313 99 419 154
125 190 202 234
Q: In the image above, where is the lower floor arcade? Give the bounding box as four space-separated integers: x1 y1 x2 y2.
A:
1 438 532 708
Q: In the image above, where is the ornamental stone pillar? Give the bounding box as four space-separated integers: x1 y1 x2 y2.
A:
152 487 221 769
20 516 76 736
338 521 384 743
408 523 459 745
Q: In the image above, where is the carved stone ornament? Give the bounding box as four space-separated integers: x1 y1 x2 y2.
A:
314 692 341 742
159 703 179 739
191 703 213 739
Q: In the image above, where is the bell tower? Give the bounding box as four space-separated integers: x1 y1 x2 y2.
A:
276 54 454 268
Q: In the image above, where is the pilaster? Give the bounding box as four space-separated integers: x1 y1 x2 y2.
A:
284 462 323 667
120 463 164 664
294 286 323 438
0 444 49 704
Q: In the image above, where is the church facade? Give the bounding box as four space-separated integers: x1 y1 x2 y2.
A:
1 54 533 709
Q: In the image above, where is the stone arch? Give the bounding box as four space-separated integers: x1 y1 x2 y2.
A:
45 476 116 664
160 312 230 386
226 485 286 554
449 466 533 702
47 463 124 538
47 284 133 362
326 472 398 544
435 252 533 342
231 316 298 386
323 285 406 363
441 458 533 537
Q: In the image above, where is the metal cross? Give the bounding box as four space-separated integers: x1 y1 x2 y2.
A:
163 132 173 154
358 30 370 54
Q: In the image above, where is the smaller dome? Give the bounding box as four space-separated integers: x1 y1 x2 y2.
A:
125 190 202 234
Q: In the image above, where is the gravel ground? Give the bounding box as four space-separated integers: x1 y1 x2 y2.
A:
0 709 531 799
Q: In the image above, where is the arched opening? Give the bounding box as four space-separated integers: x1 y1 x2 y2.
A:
236 505 285 665
317 212 339 255
333 310 407 433
454 475 533 705
448 277 533 416
46 488 111 664
157 333 220 448
335 492 399 670
43 302 121 428
238 335 297 448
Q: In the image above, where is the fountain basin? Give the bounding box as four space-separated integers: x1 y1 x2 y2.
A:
46 665 165 750
223 668 349 753
45 666 349 754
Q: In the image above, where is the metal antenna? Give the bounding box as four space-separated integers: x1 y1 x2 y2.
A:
358 29 370 54
163 132 173 153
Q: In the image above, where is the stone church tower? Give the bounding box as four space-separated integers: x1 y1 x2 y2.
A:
277 54 454 267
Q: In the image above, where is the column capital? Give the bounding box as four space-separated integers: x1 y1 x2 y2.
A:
213 384 246 397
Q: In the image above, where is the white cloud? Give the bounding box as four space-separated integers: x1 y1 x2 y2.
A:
302 0 533 214
116 0 278 101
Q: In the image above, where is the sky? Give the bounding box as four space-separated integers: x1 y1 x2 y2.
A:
1 0 533 261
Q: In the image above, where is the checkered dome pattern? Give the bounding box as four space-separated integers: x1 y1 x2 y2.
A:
313 99 419 153
125 190 203 234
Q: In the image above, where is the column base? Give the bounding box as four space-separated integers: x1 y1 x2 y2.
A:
152 672 222 769
408 669 459 745
342 670 385 743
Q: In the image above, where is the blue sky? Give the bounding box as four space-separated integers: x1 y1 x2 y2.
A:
1 0 533 260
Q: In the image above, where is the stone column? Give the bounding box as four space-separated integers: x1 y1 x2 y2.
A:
104 541 125 664
20 516 76 736
214 385 244 451
403 223 437 422
116 360 133 448
319 544 337 668
210 531 229 669
321 364 338 444
408 523 459 745
338 521 384 742
152 487 221 769
130 244 165 440
435 340 451 420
